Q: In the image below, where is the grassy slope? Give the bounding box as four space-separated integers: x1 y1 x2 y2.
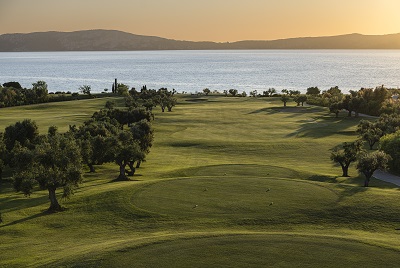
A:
0 96 399 267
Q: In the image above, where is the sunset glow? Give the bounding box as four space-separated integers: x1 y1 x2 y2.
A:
1 0 399 41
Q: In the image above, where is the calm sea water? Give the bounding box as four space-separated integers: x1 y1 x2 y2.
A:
0 50 399 93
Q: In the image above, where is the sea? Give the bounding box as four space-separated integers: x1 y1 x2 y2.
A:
0 50 399 94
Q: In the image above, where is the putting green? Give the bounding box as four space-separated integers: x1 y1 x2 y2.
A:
68 234 400 268
132 177 338 220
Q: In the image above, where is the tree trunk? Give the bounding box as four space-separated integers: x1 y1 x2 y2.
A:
364 176 370 187
48 187 62 212
283 102 287 107
161 106 165 112
363 171 373 187
88 163 95 173
341 165 349 177
117 162 129 180
127 161 136 176
369 142 374 150
335 111 339 118
348 110 352 117
136 160 142 168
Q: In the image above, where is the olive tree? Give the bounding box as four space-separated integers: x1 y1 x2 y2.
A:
357 120 383 150
281 94 290 107
130 120 154 168
73 120 119 172
329 102 342 118
32 80 49 103
330 140 363 177
356 151 391 187
229 89 238 97
111 130 145 180
79 85 91 96
294 95 307 106
306 87 320 95
12 132 82 211
4 119 39 151
380 130 400 173
166 97 177 112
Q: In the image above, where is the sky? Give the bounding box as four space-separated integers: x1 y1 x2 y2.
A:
0 0 399 42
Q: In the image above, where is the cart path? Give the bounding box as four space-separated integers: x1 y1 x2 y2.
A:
373 170 400 186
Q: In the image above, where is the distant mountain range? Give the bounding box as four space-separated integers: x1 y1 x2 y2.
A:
1 29 400 51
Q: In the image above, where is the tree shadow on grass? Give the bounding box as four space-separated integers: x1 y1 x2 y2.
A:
334 185 369 203
0 210 49 228
109 174 143 183
249 106 326 115
248 107 282 115
307 175 339 183
0 194 49 214
286 116 359 139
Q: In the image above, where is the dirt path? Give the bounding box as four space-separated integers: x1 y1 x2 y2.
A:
373 170 400 186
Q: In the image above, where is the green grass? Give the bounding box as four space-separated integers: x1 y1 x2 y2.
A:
60 234 400 268
132 176 338 221
0 96 125 133
1 95 400 267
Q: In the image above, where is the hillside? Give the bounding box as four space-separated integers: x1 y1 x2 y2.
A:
1 30 400 51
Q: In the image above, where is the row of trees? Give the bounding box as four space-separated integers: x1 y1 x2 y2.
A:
126 86 178 112
356 113 400 173
304 85 397 117
331 113 400 186
201 88 301 98
0 81 48 107
0 104 154 212
0 80 139 109
330 141 390 187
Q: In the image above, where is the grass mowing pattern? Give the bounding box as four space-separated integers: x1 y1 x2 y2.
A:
60 234 400 268
1 96 400 267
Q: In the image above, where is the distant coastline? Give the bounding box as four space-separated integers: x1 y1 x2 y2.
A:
1 29 400 52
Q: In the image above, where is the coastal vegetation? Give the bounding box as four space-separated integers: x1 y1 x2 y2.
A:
1 92 400 266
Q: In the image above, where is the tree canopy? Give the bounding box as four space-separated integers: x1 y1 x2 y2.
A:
356 151 391 187
357 120 383 150
12 131 83 211
380 130 400 173
4 119 39 151
330 140 363 177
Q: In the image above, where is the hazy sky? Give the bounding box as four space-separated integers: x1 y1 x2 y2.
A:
1 0 399 41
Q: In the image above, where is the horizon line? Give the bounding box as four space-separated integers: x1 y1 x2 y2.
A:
1 29 400 43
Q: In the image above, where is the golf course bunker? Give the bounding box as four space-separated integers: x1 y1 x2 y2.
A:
132 177 338 219
93 234 400 267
